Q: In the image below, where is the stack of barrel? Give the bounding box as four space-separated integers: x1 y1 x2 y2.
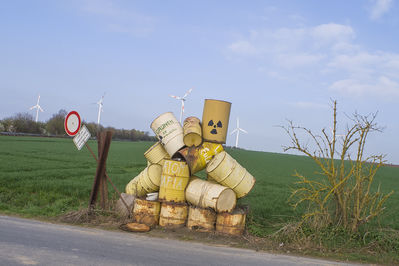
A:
124 99 255 235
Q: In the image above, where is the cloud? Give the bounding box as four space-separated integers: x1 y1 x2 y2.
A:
330 76 399 97
369 0 393 20
228 41 257 55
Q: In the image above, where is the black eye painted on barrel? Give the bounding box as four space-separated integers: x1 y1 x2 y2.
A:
208 120 214 126
217 121 222 128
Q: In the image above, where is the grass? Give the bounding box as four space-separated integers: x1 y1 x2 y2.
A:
1 135 399 263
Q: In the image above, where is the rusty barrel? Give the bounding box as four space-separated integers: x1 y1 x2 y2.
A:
159 159 190 203
206 151 255 198
216 207 247 236
202 99 231 144
185 177 236 213
178 142 224 175
159 202 188 228
183 116 202 147
151 112 185 157
133 198 161 227
187 206 216 232
144 142 170 166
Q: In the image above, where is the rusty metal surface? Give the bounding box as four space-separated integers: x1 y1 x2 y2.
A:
133 199 160 227
187 206 216 232
216 211 246 236
178 142 223 174
159 202 188 228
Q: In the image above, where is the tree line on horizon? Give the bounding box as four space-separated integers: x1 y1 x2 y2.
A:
0 109 156 142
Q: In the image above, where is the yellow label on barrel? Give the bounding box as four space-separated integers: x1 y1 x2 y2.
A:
159 160 190 203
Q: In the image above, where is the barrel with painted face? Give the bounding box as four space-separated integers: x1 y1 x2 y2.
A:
159 159 190 203
144 142 170 166
151 112 185 157
202 99 231 144
178 142 224 175
206 151 256 198
183 116 202 147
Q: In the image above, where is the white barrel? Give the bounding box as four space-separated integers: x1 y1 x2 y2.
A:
151 112 185 157
185 177 236 212
206 151 255 198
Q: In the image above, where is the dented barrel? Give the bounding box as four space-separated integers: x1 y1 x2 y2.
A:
202 99 231 144
178 142 223 175
133 198 161 227
216 207 247 236
206 151 255 198
159 202 188 228
151 112 185 157
159 159 190 203
183 116 202 147
187 206 216 232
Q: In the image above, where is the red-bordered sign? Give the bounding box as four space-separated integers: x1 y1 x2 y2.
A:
64 111 81 136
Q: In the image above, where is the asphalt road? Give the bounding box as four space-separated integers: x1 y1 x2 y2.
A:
0 215 356 266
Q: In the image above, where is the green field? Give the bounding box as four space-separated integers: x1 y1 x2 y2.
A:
1 135 399 262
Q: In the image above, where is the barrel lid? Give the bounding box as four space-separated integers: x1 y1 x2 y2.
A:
204 99 232 105
206 151 226 173
216 188 236 212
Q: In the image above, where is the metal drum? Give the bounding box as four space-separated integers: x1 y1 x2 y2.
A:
206 151 255 198
201 99 231 144
187 206 216 232
133 198 161 227
159 202 188 228
178 142 223 175
185 177 236 213
151 112 185 157
144 142 170 166
183 116 202 147
159 160 190 203
216 207 247 236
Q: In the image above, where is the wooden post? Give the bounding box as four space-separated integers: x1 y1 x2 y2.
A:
88 131 113 210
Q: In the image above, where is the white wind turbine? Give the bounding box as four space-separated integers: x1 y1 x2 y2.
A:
96 93 105 125
230 117 248 148
169 88 193 124
29 94 44 122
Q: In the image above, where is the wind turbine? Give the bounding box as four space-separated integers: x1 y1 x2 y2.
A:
29 94 44 122
96 93 105 125
169 88 193 124
230 117 248 148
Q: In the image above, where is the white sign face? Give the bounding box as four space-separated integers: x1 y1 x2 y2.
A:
65 111 81 136
73 125 91 150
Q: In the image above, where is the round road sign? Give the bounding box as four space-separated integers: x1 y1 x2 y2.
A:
64 111 81 136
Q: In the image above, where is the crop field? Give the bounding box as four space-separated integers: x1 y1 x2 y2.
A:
1 135 398 235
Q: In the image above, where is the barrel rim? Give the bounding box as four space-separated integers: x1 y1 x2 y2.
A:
150 111 176 130
204 99 232 105
206 151 227 173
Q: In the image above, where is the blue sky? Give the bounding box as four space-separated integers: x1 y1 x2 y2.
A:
1 0 399 163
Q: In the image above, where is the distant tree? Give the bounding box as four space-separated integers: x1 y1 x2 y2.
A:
10 113 42 134
46 109 68 136
0 122 4 132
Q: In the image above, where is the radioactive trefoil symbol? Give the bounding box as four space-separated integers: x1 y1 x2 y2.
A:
208 120 222 134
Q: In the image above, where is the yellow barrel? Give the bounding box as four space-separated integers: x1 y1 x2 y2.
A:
178 142 224 175
202 99 231 144
144 142 170 165
138 164 162 192
187 206 216 232
206 151 255 198
159 202 188 228
183 116 202 147
216 207 247 236
151 112 185 157
133 198 161 227
159 160 190 203
185 177 236 213
125 176 147 197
